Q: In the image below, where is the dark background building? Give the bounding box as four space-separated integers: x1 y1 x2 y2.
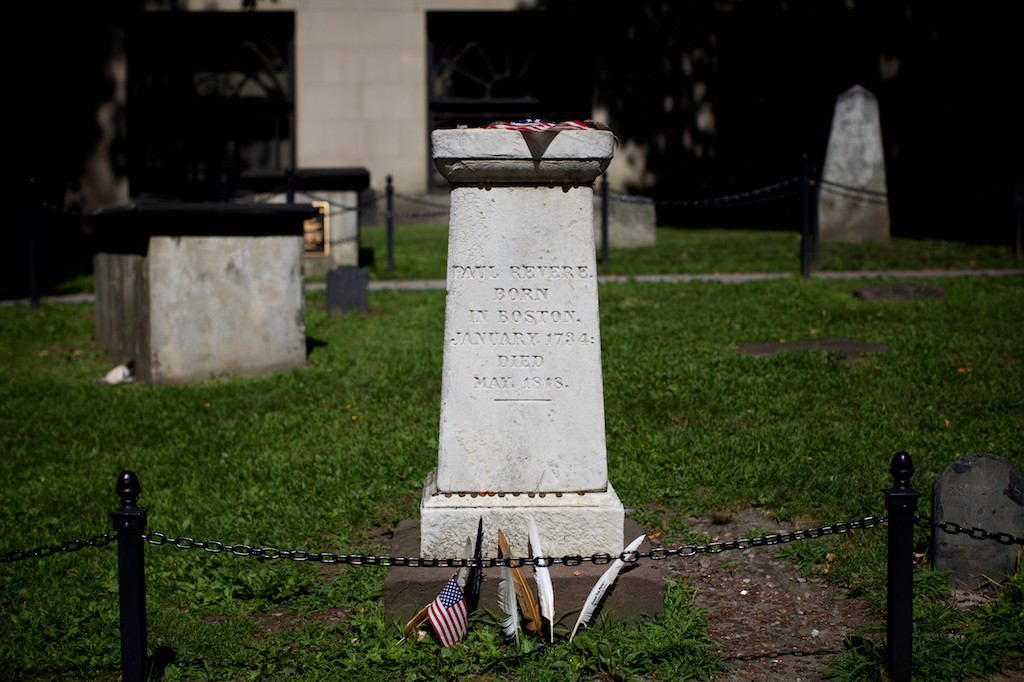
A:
7 0 1022 298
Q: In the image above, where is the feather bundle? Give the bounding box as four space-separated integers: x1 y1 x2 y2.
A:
569 533 647 641
496 530 520 642
497 529 541 636
403 603 430 640
527 517 554 643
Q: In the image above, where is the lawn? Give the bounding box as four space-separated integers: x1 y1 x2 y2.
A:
1 230 1022 680
359 224 1022 282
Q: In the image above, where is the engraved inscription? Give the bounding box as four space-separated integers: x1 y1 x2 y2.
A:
509 265 592 279
452 265 499 279
493 287 548 301
452 263 598 395
449 331 540 346
496 309 580 324
497 355 544 367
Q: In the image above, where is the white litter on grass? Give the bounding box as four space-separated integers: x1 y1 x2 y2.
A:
97 361 134 385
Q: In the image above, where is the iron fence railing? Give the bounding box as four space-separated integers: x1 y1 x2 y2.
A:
3 452 1022 682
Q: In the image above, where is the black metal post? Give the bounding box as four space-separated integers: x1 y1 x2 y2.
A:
885 451 919 682
800 153 812 279
811 168 820 264
111 471 148 682
285 166 295 204
28 177 40 309
386 174 395 274
600 174 610 268
1014 165 1022 261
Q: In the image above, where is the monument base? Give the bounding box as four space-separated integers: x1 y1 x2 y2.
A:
419 469 625 558
384 518 663 632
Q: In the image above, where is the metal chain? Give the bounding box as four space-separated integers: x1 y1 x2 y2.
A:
819 182 890 206
0 533 114 563
7 515 1018 567
138 515 888 567
915 515 1024 546
638 176 801 210
819 178 888 198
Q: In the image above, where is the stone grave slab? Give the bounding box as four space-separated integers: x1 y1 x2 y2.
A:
932 453 1024 590
853 283 946 301
734 337 889 359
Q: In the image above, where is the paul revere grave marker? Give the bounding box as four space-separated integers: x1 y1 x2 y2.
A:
419 121 625 559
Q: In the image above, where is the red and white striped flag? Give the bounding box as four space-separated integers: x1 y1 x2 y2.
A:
427 576 468 647
485 119 591 133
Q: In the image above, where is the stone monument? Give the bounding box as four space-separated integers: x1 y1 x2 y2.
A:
818 85 890 243
90 202 315 386
420 123 624 558
932 453 1024 590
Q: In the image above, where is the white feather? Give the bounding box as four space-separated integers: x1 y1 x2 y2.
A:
570 533 646 641
527 516 554 643
497 564 520 641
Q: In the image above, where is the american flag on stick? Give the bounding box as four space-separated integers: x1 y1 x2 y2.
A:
484 119 592 133
427 576 468 647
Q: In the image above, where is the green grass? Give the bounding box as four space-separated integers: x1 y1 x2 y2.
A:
1 238 1022 679
361 224 1021 281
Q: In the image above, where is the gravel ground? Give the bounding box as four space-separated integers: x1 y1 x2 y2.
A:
662 509 1024 681
663 508 876 681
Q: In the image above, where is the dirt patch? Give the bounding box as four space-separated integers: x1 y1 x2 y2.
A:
661 509 874 681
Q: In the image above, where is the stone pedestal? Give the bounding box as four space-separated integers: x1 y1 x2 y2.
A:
421 126 623 558
89 202 316 386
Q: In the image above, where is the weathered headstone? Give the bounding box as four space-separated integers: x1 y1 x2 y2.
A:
819 85 890 243
734 337 889 359
326 266 369 316
421 123 624 558
932 453 1024 590
593 194 657 248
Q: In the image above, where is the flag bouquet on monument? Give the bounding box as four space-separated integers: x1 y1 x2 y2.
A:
402 517 646 647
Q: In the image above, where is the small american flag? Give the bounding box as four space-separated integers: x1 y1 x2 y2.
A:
485 119 591 133
427 576 468 647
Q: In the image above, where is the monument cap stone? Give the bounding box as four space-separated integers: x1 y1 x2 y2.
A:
431 125 615 185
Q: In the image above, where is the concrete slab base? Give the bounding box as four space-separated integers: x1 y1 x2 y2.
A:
383 518 664 636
